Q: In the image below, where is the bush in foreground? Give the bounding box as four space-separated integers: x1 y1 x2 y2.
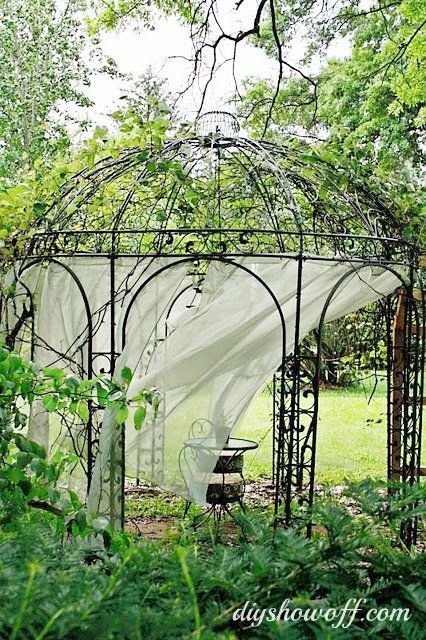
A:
0 481 425 639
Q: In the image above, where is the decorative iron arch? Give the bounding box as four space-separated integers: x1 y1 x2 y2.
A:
309 263 422 544
16 258 95 480
118 255 288 528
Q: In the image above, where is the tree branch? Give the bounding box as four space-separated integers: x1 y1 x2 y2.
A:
28 500 63 516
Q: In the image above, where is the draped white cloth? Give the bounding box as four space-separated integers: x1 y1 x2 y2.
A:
5 255 404 514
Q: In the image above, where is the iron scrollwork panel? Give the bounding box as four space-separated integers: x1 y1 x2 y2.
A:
400 290 424 545
273 340 317 530
386 286 424 546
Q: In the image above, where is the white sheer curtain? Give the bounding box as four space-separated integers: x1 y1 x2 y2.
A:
6 255 404 516
123 258 403 505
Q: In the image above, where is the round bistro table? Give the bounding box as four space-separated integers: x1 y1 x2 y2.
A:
181 436 259 535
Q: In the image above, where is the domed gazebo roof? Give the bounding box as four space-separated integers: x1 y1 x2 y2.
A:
31 111 409 262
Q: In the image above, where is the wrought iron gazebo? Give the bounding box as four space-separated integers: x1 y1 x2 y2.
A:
4 111 424 544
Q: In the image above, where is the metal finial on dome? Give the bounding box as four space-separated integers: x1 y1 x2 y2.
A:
195 111 240 137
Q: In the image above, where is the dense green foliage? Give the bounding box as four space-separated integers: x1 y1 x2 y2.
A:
0 114 172 246
89 0 193 32
242 0 425 239
0 0 114 179
0 349 424 639
0 482 425 639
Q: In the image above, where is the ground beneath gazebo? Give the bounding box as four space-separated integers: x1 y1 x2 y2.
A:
124 480 368 541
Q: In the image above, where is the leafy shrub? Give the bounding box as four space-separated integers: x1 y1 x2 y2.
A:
0 346 158 530
0 482 424 639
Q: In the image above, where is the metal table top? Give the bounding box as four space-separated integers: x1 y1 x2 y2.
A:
183 437 258 452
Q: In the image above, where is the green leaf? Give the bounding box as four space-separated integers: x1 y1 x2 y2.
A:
31 458 46 477
8 354 22 373
76 401 89 423
14 435 46 459
42 394 59 412
48 488 60 504
116 404 129 425
4 466 25 484
33 202 48 214
43 368 65 382
96 382 109 407
65 375 80 389
120 367 133 385
19 478 32 496
16 451 32 469
134 405 146 431
0 358 10 375
68 490 82 510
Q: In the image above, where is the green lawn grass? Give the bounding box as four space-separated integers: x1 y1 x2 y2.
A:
235 377 401 484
